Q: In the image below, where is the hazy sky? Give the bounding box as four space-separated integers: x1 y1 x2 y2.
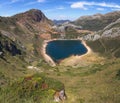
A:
0 0 120 20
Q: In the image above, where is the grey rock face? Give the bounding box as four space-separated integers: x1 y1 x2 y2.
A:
82 33 101 41
82 18 120 41
53 22 82 33
54 89 67 102
102 28 120 38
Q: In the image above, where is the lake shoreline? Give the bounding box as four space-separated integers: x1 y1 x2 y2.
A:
80 39 92 58
41 39 57 66
41 39 91 66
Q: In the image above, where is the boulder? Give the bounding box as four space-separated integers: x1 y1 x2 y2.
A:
54 89 67 102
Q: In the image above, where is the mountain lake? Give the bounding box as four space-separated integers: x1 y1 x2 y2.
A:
46 40 88 62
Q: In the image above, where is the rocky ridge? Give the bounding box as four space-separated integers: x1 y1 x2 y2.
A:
73 11 120 31
82 18 120 41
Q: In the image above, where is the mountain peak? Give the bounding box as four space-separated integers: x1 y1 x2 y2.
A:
28 9 41 12
13 9 47 22
25 9 42 15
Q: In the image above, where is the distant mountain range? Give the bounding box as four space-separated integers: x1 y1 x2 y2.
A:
73 11 120 31
53 19 71 25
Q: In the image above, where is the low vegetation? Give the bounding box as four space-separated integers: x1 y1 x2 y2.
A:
41 58 120 103
86 38 120 58
0 9 120 103
0 73 64 103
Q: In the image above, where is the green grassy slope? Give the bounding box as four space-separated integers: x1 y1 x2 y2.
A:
0 32 65 103
86 38 120 58
35 58 120 103
0 73 64 103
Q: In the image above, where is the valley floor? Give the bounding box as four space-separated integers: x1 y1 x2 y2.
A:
0 50 120 103
0 38 120 103
35 39 120 103
28 56 120 103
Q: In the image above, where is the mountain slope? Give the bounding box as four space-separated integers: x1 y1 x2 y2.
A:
73 11 120 31
0 9 66 103
0 31 27 87
83 17 120 58
0 9 54 61
0 32 22 56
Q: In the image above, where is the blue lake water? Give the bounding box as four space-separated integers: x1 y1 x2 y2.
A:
46 40 88 62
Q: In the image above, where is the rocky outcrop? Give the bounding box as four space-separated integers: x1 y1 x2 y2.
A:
82 33 100 41
82 17 120 58
53 22 81 32
82 17 120 41
101 18 120 38
101 27 120 38
52 22 82 39
54 89 67 102
0 32 22 56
